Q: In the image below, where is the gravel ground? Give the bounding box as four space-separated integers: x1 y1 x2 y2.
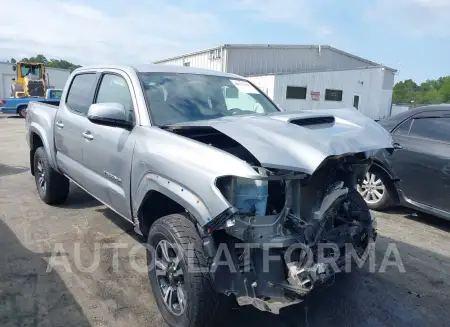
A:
1 114 449 327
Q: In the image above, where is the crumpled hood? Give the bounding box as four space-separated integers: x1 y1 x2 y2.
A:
169 108 393 174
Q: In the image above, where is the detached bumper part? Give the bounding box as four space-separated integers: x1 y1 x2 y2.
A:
236 295 302 314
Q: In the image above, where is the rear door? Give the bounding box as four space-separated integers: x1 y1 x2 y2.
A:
388 111 450 212
80 71 137 220
54 72 98 188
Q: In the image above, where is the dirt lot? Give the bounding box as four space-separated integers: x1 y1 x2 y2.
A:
1 114 449 327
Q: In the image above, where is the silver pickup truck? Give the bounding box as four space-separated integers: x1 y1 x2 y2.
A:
26 64 394 326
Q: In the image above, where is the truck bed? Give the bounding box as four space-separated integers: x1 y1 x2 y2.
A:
25 101 59 170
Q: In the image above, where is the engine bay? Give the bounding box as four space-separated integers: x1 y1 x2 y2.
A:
205 154 377 312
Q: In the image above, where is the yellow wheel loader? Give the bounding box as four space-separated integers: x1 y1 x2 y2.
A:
11 62 47 98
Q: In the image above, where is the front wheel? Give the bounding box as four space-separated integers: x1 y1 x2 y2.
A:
357 170 394 210
147 214 229 327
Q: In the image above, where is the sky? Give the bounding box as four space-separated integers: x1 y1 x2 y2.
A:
0 0 448 83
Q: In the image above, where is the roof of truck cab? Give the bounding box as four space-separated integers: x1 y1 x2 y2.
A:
74 64 242 78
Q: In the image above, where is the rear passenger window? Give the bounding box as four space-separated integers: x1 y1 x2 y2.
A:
409 118 450 143
66 73 97 115
393 119 412 136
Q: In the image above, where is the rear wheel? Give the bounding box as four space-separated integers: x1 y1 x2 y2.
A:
33 147 70 204
18 105 27 118
357 170 394 210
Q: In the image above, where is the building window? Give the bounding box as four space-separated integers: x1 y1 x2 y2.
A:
183 62 190 67
325 89 343 101
286 86 307 100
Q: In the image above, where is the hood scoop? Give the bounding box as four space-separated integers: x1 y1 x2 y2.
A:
289 116 335 127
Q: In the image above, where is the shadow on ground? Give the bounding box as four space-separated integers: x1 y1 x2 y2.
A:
222 235 449 327
57 184 101 209
95 207 140 241
0 114 21 119
383 206 450 232
0 220 91 327
0 163 29 177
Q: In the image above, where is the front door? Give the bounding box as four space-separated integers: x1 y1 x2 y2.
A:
81 71 137 220
388 111 450 212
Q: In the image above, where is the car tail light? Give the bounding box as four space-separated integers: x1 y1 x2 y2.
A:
1 99 5 105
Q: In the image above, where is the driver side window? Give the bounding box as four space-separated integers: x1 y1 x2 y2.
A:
96 74 134 122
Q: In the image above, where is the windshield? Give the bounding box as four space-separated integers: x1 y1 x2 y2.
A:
20 64 42 78
49 89 62 99
139 72 280 126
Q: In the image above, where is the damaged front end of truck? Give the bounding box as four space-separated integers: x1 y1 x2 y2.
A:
162 111 393 313
208 154 376 313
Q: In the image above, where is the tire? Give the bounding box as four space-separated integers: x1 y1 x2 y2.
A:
357 169 395 210
33 147 70 204
17 105 27 118
147 214 231 327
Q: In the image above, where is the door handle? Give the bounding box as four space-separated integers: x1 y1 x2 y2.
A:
82 131 94 141
393 142 403 150
55 121 64 128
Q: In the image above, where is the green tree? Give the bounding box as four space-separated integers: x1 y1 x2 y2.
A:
14 54 81 72
393 76 450 105
392 79 418 104
439 77 450 103
28 54 48 64
46 59 81 71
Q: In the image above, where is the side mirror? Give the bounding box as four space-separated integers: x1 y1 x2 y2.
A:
12 65 16 72
87 103 132 129
393 142 403 150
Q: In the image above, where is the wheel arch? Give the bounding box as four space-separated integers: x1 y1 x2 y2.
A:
369 160 400 204
133 173 213 236
28 125 57 175
29 131 43 175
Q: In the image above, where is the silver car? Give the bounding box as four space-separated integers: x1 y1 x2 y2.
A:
26 64 394 326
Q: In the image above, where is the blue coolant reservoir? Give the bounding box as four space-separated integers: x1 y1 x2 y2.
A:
234 171 268 216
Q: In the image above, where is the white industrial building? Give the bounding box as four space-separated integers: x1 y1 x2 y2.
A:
154 44 397 120
0 62 70 99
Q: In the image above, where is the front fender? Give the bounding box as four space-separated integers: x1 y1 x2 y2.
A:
133 173 216 226
372 150 400 182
